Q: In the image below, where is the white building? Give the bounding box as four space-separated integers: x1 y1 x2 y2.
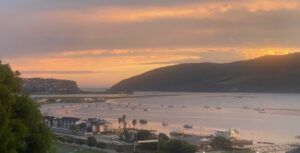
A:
215 129 240 139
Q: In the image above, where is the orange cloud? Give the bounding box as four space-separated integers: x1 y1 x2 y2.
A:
7 47 300 87
28 0 300 23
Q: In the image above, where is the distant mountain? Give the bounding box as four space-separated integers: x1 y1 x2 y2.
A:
22 78 81 94
110 52 300 93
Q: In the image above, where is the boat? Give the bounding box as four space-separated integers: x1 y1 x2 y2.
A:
216 106 222 109
162 122 169 126
243 106 250 109
143 108 149 112
183 124 193 129
139 119 148 125
204 105 210 109
296 136 300 139
259 109 266 113
255 108 266 113
168 105 174 108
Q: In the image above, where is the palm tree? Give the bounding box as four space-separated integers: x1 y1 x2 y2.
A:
132 119 137 128
122 115 126 122
118 117 122 129
124 121 127 130
122 115 127 130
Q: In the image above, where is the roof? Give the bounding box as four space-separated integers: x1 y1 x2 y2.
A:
61 117 80 121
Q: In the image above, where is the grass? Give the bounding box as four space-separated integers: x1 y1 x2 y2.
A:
54 143 106 153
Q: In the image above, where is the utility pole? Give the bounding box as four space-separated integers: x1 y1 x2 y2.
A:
157 140 160 153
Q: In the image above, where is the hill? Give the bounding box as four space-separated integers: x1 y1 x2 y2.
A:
22 78 81 94
110 53 300 93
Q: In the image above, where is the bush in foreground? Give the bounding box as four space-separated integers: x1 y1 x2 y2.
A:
0 62 54 153
165 140 198 153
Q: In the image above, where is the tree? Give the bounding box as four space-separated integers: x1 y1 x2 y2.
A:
165 140 198 153
139 119 148 125
159 133 169 141
97 142 106 149
210 136 232 150
132 119 137 128
75 139 85 145
0 62 54 153
87 136 97 147
122 115 127 130
115 146 124 153
137 130 156 140
118 117 122 129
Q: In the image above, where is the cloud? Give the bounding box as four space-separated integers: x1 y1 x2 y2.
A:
8 0 300 23
21 70 105 75
1 0 300 86
1 1 300 57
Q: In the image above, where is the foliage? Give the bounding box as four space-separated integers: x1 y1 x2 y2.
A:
87 136 97 147
158 133 170 151
210 136 232 150
139 119 148 125
132 119 137 128
96 142 106 149
122 130 132 142
118 115 127 130
75 139 86 145
136 130 158 150
159 133 169 141
118 118 122 129
137 130 156 140
0 62 53 153
115 146 124 153
165 140 197 153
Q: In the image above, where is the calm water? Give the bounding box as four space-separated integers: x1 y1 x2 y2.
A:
39 92 300 143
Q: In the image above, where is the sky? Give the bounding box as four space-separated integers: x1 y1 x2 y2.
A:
0 0 300 87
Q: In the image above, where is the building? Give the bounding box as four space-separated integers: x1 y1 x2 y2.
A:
199 138 212 149
60 117 81 129
87 118 112 134
215 129 240 139
43 116 112 135
43 116 80 129
43 116 55 127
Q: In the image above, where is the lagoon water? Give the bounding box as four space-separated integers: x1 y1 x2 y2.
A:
39 92 300 144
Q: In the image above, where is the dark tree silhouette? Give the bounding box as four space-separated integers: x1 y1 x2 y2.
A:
0 61 54 153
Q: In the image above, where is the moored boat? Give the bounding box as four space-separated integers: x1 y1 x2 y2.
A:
162 121 169 126
183 124 193 129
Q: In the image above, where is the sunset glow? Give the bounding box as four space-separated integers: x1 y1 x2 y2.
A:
1 0 300 87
